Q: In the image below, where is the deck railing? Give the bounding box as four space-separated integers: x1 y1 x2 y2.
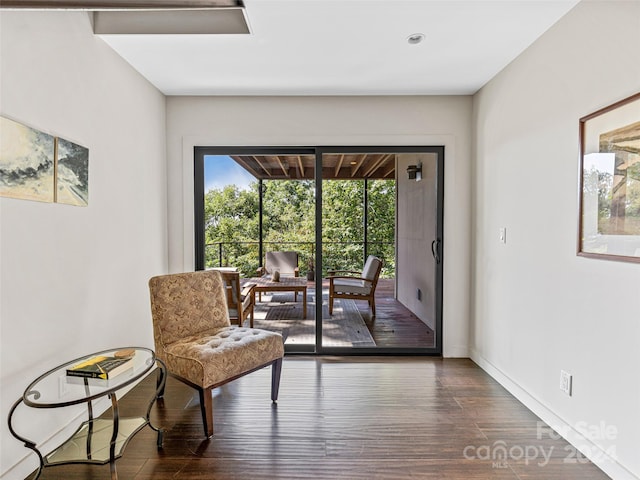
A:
205 241 395 278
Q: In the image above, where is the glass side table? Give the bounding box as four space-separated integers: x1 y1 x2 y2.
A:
7 347 166 480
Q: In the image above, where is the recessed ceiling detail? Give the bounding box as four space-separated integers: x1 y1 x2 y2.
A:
407 33 425 45
95 0 580 96
94 8 249 35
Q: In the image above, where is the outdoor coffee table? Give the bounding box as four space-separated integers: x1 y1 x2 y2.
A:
244 276 308 319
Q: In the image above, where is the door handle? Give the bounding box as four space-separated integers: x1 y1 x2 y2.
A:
431 239 441 265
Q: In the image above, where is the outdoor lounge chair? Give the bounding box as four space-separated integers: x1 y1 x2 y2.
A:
328 255 383 316
258 251 299 279
218 270 256 328
257 251 300 301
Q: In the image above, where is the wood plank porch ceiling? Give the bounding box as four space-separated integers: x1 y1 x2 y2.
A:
230 154 396 180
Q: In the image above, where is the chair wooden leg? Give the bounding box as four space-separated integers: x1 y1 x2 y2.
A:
370 297 376 316
271 358 283 403
249 307 254 328
198 387 214 438
329 293 334 315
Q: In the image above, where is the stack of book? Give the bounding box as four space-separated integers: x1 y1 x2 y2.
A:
66 352 134 380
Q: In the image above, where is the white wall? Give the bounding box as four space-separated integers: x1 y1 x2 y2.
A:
166 95 472 357
397 152 439 330
472 2 640 479
0 12 167 479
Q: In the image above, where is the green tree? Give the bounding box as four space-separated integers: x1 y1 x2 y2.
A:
204 178 396 278
322 180 364 272
204 183 260 274
367 179 396 276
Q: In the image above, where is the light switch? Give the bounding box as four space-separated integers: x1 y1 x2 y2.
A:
499 227 507 244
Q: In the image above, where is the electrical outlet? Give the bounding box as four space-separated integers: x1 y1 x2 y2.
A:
560 370 572 396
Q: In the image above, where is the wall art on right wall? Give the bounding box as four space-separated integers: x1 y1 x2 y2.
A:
578 92 640 263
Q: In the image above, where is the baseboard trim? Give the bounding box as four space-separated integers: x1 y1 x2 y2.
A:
470 349 638 480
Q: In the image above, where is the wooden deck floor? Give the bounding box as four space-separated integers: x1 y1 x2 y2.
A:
33 357 611 479
314 278 435 349
359 278 435 348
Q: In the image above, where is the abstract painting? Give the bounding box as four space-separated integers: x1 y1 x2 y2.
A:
0 116 55 203
56 137 89 206
0 116 89 206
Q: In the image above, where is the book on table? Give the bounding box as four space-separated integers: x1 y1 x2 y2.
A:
66 355 134 379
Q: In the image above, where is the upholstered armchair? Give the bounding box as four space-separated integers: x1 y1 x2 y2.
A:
148 270 284 438
328 255 383 316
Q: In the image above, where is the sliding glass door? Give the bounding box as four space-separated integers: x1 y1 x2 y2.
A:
194 146 443 355
194 147 317 353
317 147 442 354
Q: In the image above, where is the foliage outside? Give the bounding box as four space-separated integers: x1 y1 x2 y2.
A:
588 161 640 235
204 179 395 278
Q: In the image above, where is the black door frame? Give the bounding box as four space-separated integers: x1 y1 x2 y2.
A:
194 145 444 356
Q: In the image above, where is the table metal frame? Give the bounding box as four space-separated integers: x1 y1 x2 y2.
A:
7 346 166 480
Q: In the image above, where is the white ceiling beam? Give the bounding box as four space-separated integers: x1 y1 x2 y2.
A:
1 0 242 9
94 7 248 34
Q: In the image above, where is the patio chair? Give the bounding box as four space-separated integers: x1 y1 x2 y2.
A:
328 255 383 316
148 270 284 438
218 270 256 328
257 251 300 301
258 251 299 278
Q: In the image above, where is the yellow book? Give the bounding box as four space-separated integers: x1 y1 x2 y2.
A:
66 355 133 380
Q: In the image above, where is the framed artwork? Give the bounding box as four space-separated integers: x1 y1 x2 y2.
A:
0 116 55 203
56 137 89 206
578 93 640 263
0 116 89 206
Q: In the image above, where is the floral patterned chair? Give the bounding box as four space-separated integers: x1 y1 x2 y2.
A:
148 270 284 438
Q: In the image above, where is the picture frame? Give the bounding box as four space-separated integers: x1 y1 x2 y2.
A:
0 116 55 203
0 115 89 206
578 92 640 263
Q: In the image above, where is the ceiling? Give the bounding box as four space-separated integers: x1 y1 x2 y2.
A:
96 0 580 96
231 153 397 180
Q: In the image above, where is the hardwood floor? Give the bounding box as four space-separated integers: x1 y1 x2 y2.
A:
34 357 610 479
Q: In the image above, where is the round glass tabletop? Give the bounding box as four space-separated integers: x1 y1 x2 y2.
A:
23 347 156 408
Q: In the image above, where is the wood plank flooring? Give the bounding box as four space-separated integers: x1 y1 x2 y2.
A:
33 357 610 479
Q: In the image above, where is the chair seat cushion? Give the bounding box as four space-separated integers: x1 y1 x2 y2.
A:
163 326 284 387
333 278 371 295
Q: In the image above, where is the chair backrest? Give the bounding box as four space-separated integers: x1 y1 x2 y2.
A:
218 270 241 308
362 255 383 284
149 270 231 349
265 251 298 275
